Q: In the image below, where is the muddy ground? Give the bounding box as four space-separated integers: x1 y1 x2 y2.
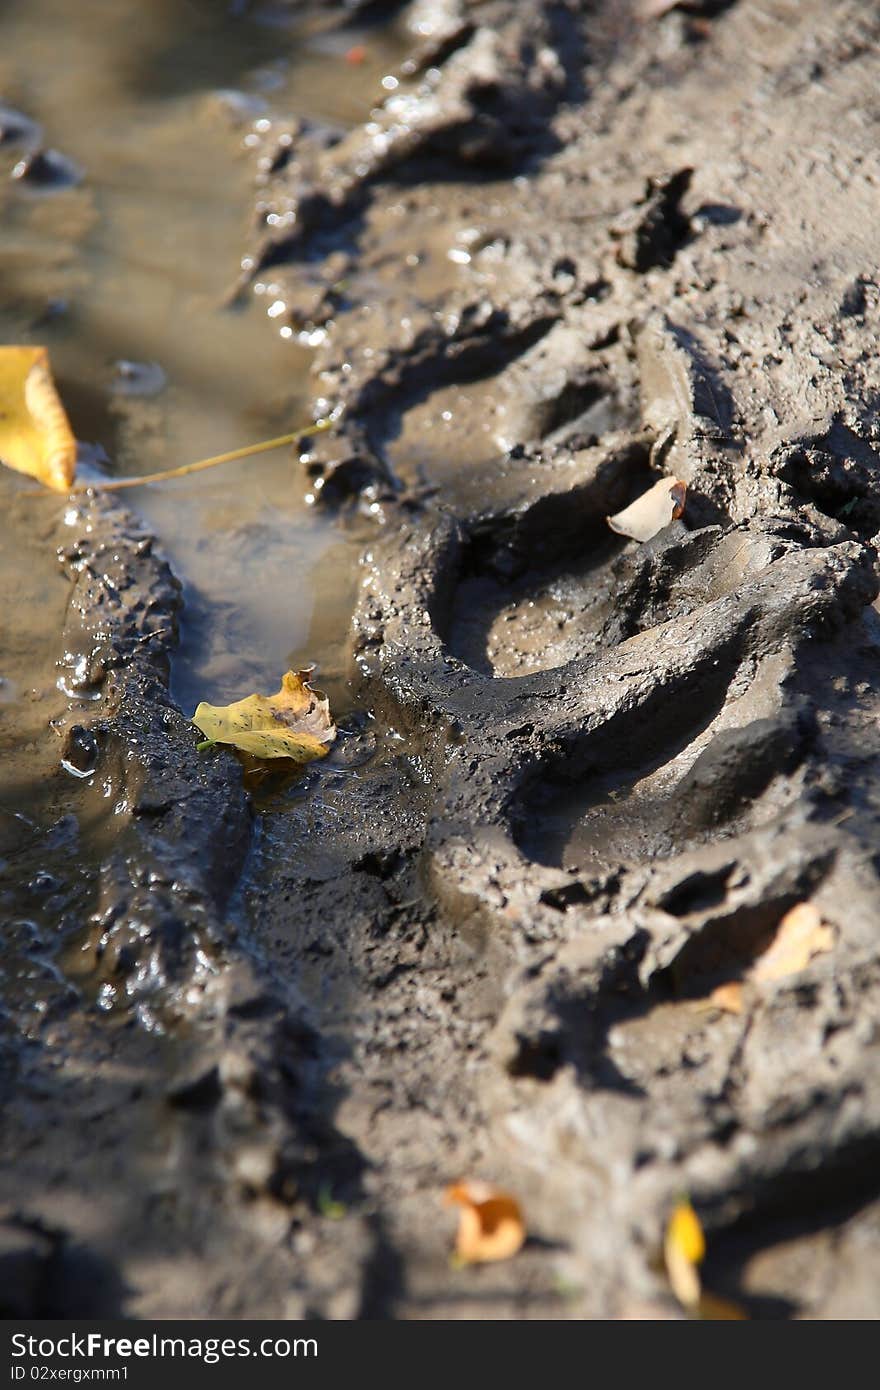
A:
4 0 880 1318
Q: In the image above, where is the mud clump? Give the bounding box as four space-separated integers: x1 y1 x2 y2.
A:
6 0 880 1320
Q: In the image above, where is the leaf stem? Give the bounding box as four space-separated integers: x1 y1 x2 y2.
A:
65 417 334 495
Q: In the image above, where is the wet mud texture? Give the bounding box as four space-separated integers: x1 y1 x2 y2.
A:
7 0 880 1318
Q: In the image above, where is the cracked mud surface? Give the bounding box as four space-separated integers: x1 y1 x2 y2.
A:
5 0 880 1318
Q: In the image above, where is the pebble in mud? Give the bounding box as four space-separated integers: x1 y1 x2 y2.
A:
61 724 98 778
109 360 167 398
10 147 83 191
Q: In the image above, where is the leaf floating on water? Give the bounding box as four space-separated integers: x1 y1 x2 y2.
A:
191 670 336 764
750 901 834 984
664 1199 705 1311
0 346 76 491
608 477 686 542
444 1180 525 1264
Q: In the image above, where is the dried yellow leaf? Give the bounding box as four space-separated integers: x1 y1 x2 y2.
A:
0 346 76 491
445 1180 525 1264
664 1199 704 1310
751 902 834 984
191 669 336 763
608 477 686 542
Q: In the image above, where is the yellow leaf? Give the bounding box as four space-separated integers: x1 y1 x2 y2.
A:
191 669 336 763
664 1199 704 1310
750 902 834 984
608 477 686 542
444 1180 525 1264
0 346 76 491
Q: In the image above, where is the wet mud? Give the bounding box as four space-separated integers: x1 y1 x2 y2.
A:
4 0 880 1318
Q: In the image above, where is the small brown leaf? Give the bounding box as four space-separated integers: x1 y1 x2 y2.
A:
0 345 76 491
444 1180 525 1264
608 477 686 542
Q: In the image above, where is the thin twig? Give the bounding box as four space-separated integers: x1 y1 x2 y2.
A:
63 418 333 495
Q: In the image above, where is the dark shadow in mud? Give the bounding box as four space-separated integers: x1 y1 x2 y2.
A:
664 321 736 444
516 707 812 874
770 418 880 541
445 530 628 678
55 373 121 464
505 835 835 1091
358 311 561 480
0 1219 130 1318
358 1211 406 1319
511 627 744 871
502 927 653 1092
693 202 742 226
702 1165 880 1320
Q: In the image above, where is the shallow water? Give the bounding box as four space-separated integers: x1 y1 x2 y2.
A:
0 0 404 714
0 0 414 981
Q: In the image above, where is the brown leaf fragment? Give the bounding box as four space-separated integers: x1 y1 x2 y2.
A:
444 1180 525 1264
608 477 686 542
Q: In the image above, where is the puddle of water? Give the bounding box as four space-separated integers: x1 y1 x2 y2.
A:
0 0 409 966
0 0 406 711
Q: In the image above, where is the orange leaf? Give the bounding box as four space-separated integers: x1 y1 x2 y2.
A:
701 902 834 1015
709 982 744 1015
445 1180 525 1264
750 902 834 984
0 346 76 491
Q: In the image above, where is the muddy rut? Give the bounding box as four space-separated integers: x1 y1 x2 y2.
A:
4 0 880 1318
